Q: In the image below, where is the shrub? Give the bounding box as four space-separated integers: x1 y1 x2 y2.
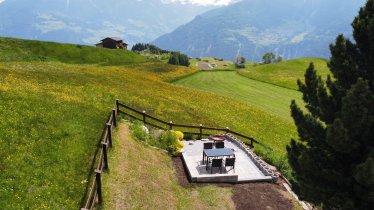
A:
184 133 194 140
129 121 148 141
174 131 184 140
159 131 184 155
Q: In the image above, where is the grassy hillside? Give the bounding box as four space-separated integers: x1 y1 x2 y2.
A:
174 71 303 122
0 37 145 64
0 38 298 208
238 58 330 90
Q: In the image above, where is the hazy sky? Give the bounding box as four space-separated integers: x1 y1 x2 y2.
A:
161 0 235 6
0 0 235 6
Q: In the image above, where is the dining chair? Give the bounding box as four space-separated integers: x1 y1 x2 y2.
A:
215 141 224 149
203 142 213 149
210 158 223 173
202 142 213 164
225 157 235 173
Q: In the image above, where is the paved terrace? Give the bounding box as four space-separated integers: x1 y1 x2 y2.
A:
181 137 274 183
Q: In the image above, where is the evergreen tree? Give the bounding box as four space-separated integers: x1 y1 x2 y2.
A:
131 43 170 54
262 52 276 64
287 1 374 209
168 52 190 67
235 56 246 68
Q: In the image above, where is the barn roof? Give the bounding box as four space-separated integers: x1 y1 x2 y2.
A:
101 37 123 42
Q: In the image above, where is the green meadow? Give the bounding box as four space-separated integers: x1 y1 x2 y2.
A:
174 71 303 122
0 38 299 208
238 58 330 90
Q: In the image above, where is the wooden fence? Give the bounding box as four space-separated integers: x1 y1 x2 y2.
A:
81 106 117 210
116 100 261 147
81 99 267 209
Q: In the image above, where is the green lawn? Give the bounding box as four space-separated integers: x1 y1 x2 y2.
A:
174 71 303 122
238 58 330 90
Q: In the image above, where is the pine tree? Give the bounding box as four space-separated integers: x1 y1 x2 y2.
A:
287 1 374 209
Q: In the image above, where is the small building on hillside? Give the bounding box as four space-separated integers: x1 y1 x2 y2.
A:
96 37 128 50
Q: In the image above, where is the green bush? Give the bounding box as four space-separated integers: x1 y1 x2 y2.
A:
184 133 194 140
129 121 148 141
128 121 184 155
158 131 184 155
159 131 178 153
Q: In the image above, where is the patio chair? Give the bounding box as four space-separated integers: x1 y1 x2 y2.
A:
215 141 224 149
202 142 214 164
225 157 236 173
209 158 223 173
203 142 213 149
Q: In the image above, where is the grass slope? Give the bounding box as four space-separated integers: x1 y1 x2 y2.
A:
0 38 298 208
238 58 330 90
0 37 145 65
174 71 303 122
103 123 234 209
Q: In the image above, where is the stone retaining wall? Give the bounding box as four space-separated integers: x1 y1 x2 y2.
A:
224 134 279 182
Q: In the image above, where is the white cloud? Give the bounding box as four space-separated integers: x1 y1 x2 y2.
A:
33 13 83 34
0 0 6 4
161 0 235 6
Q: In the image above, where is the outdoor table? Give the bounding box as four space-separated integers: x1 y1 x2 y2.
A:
209 136 225 143
203 148 234 169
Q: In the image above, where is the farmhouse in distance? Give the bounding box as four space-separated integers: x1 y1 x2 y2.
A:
96 37 128 50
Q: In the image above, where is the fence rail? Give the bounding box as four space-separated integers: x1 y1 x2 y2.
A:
81 107 117 210
82 99 266 209
117 100 261 147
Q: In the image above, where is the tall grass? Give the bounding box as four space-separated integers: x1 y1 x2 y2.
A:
0 37 299 208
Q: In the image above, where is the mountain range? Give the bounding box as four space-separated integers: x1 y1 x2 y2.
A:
153 0 366 61
0 0 214 45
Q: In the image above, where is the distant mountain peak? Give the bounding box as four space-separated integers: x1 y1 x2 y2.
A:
0 0 214 46
153 0 366 61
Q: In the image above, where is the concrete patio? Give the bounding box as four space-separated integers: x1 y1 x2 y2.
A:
181 138 273 183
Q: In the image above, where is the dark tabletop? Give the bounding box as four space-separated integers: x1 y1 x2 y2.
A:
204 148 234 157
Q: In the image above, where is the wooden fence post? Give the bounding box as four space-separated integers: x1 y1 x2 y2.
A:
102 142 109 170
115 99 119 113
199 124 203 139
225 127 229 134
250 136 254 148
106 123 112 148
112 109 117 127
169 121 173 130
142 110 146 123
95 169 103 205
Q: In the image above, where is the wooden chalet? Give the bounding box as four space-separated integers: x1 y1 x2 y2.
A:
96 37 128 50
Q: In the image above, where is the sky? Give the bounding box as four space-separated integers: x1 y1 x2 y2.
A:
0 0 235 6
161 0 235 6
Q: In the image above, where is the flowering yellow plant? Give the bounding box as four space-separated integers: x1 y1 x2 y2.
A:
174 131 184 140
174 140 185 155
